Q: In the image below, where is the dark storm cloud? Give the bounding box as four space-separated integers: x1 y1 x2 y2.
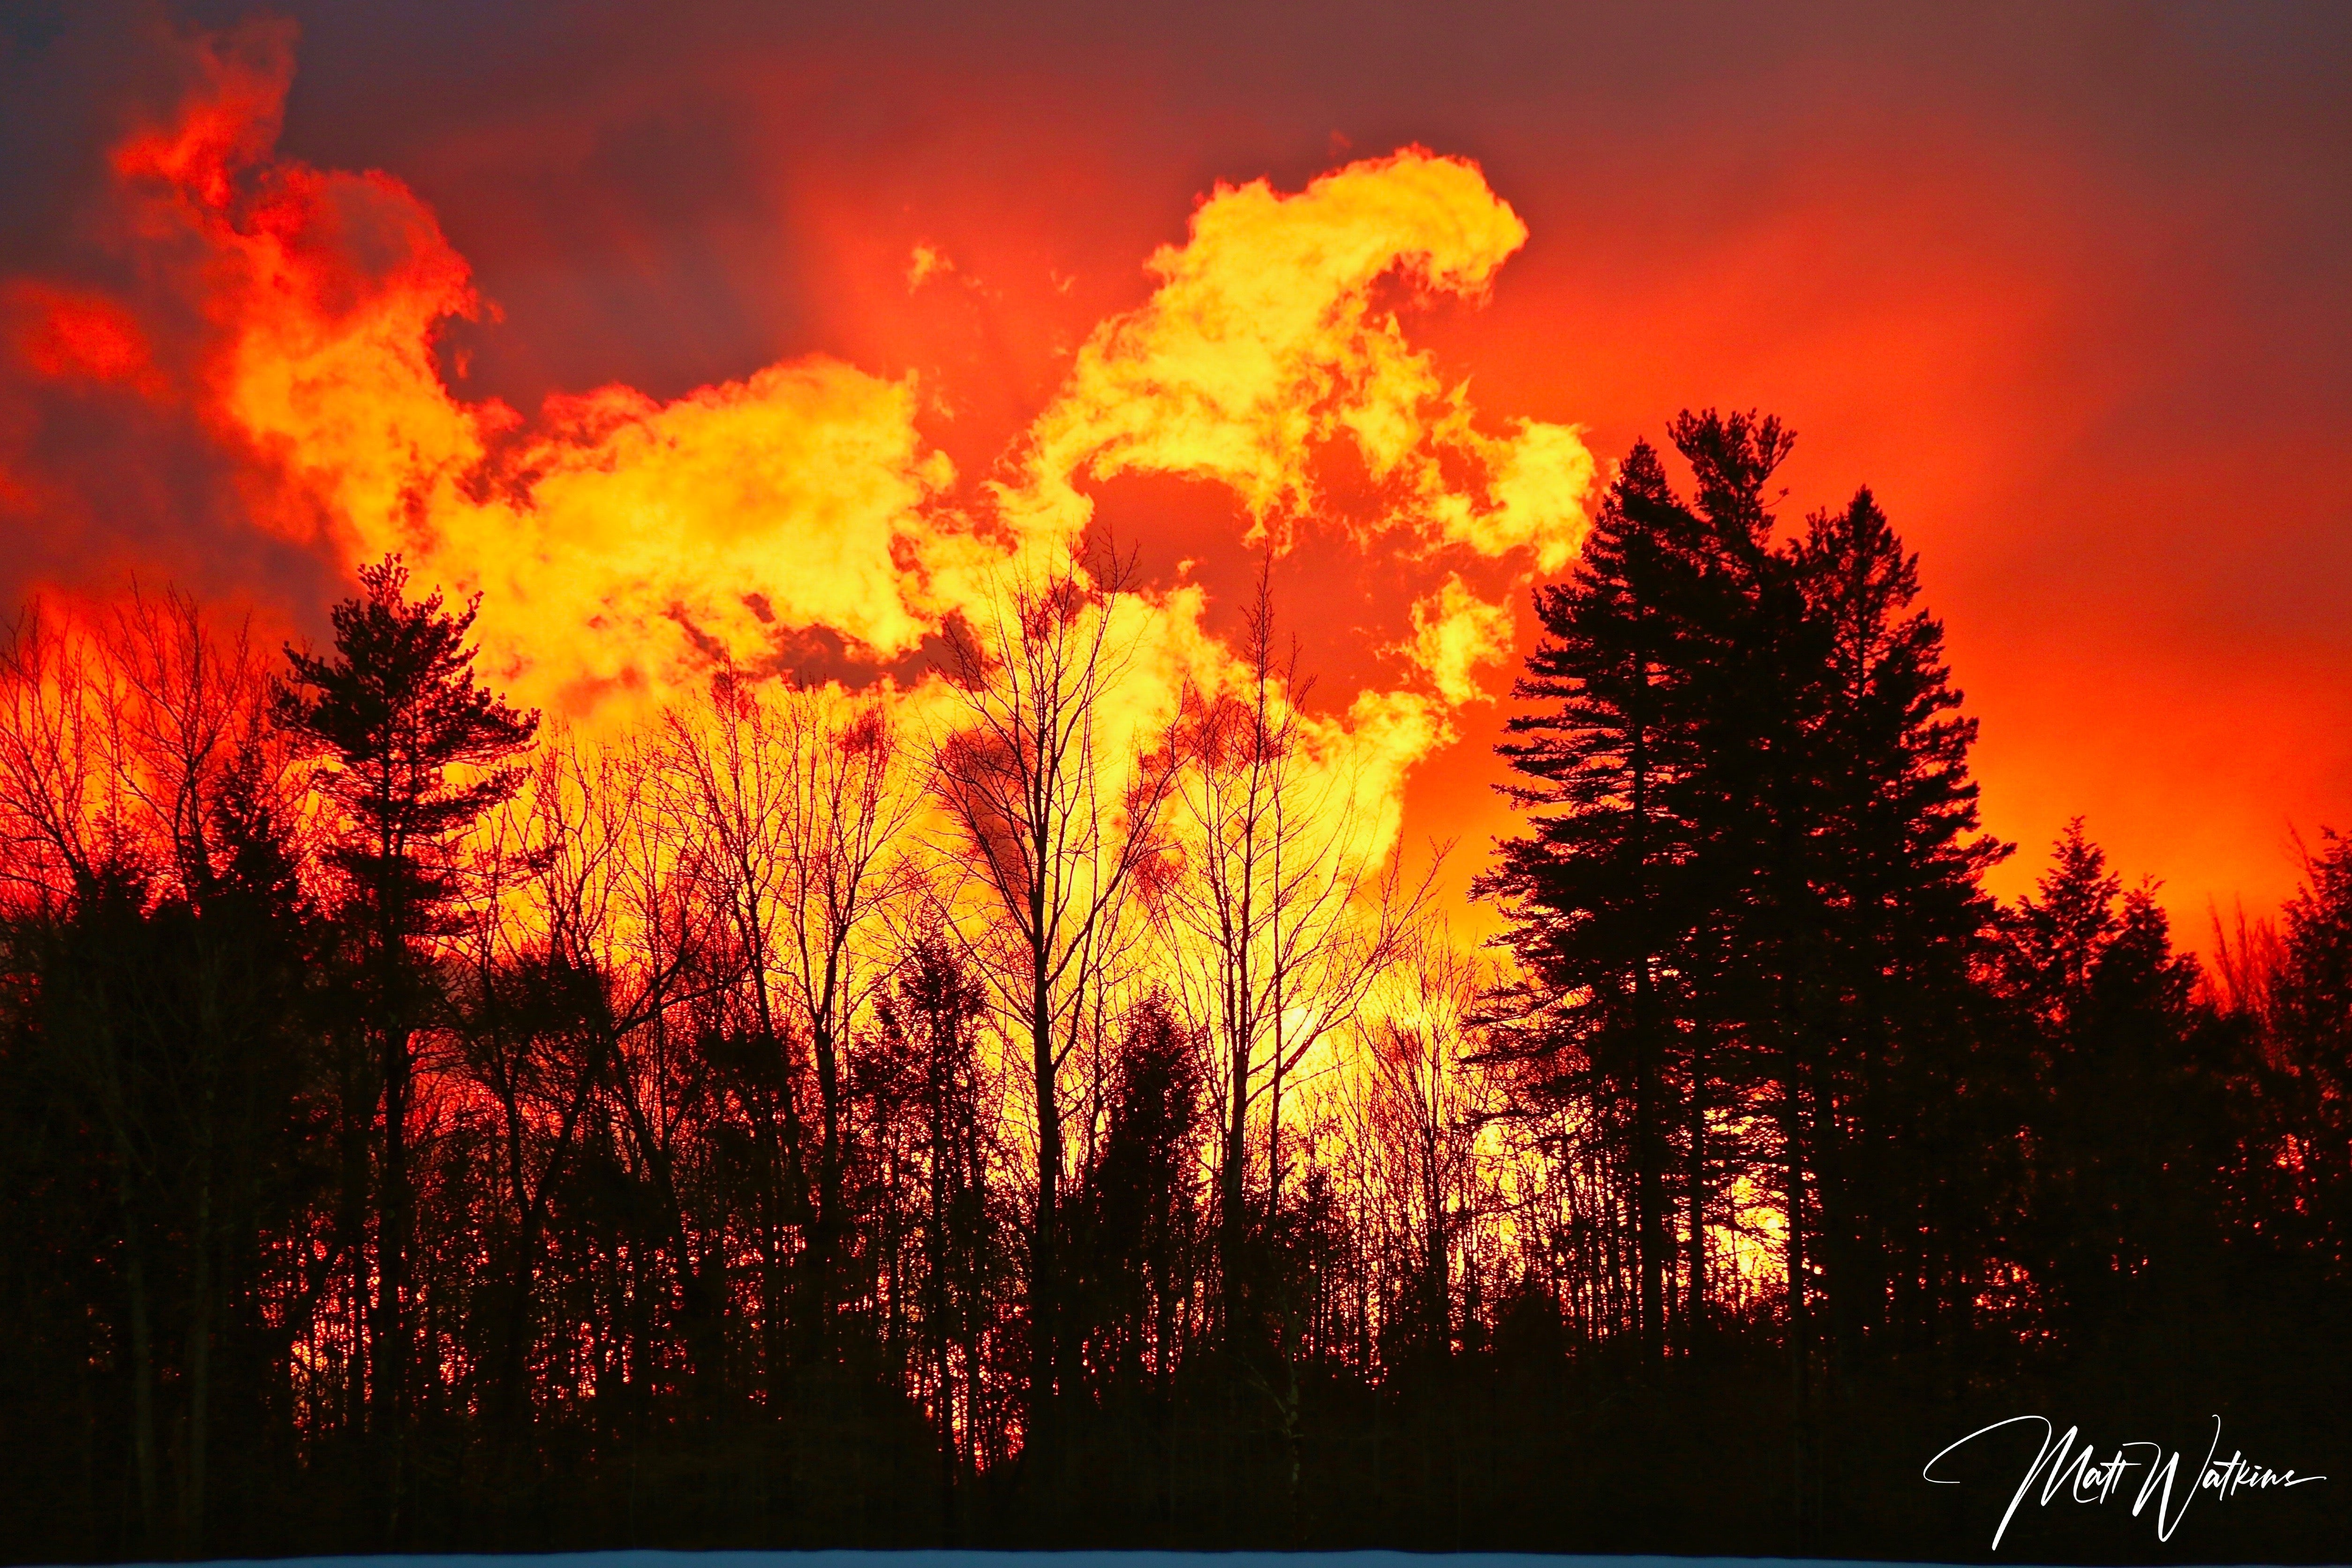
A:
0 6 345 618
16 5 2332 399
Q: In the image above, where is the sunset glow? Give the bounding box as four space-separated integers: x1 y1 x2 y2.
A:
5 12 2344 944
4 26 1606 923
4 10 2347 1560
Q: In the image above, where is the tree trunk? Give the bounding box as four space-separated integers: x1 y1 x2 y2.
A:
1784 1083 1810 1549
811 1012 843 1358
375 1018 412 1537
1685 1045 1708 1357
120 1186 159 1553
1028 950 1060 1492
180 1124 215 1554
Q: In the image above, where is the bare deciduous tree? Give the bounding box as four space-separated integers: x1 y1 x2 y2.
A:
930 548 1181 1454
662 671 921 1344
1355 925 1499 1352
1159 566 1427 1347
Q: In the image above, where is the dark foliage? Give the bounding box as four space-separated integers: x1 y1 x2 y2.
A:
0 448 2345 1564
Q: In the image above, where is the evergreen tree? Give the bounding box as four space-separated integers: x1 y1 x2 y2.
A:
2274 829 2352 1268
271 556 536 1526
1482 413 2008 1391
1789 487 2005 1371
1477 437 1715 1362
1992 827 2247 1343
1070 996 1203 1403
1658 410 1811 1375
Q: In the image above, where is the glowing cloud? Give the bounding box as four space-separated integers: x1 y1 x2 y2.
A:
997 148 1594 571
977 147 1597 846
6 32 1598 868
89 29 973 717
1402 574 1515 707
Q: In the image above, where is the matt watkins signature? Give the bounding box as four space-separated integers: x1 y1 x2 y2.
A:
1923 1414 2326 1549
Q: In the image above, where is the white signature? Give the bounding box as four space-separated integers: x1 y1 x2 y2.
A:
1923 1414 2326 1550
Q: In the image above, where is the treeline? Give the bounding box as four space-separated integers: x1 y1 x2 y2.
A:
0 411 2344 1563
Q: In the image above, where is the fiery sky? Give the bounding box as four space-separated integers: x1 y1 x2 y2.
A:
5 1 2350 941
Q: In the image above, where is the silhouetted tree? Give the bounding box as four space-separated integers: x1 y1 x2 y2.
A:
2 476 2346 1564
1480 411 2024 1544
2272 830 2352 1266
0 593 324 1557
272 556 536 1528
1477 436 1715 1364
868 934 1016 1514
932 550 1181 1478
1788 486 2006 1376
1069 995 1203 1404
1993 825 2265 1342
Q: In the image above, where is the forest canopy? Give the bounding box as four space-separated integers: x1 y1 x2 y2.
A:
0 412 2344 1564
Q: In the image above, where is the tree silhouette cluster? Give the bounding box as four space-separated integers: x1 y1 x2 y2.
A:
0 418 2343 1564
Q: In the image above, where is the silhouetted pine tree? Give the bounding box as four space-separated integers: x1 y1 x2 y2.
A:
1477 436 1719 1363
1482 413 2010 1399
1069 997 1203 1403
1991 826 2262 1344
272 556 537 1531
2273 830 2352 1268
1789 486 2006 1375
4 492 2347 1562
1654 411 1812 1379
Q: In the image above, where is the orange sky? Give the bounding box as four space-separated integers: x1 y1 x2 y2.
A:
4 3 2349 947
